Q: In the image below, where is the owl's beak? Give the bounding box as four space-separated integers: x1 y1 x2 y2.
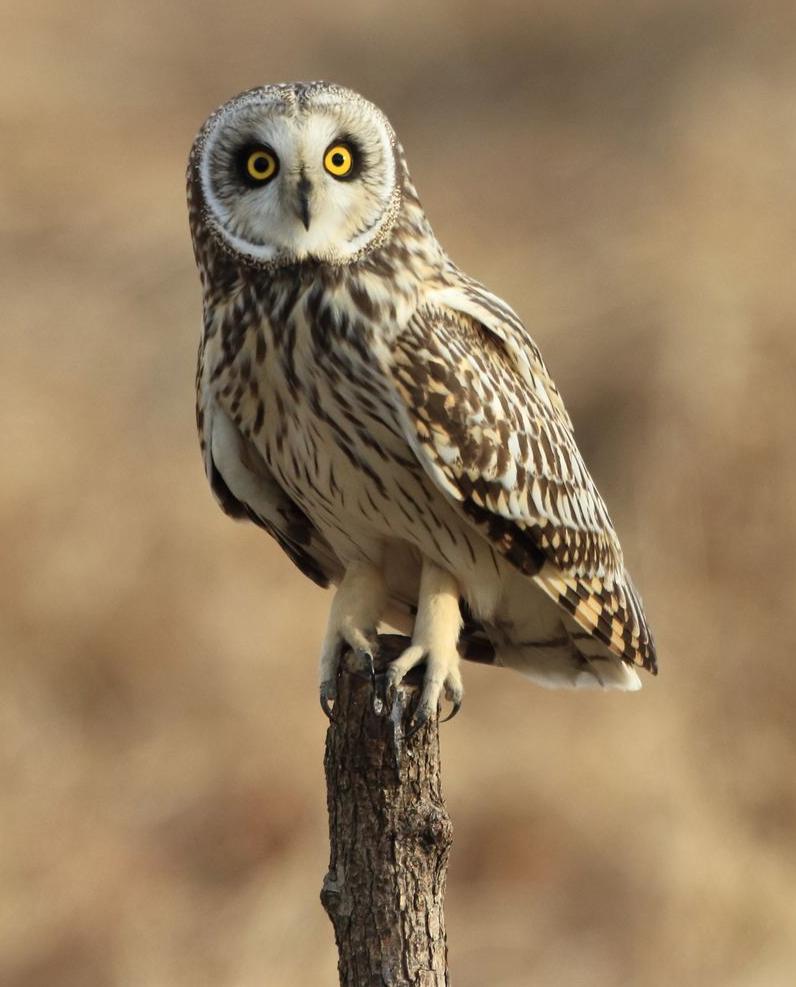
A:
296 175 312 231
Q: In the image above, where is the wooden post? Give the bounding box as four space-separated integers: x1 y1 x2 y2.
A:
321 635 452 987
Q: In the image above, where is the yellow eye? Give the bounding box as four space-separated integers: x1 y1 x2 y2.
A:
324 143 355 178
244 148 278 183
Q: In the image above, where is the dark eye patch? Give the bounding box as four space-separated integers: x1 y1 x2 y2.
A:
327 135 364 180
235 142 279 187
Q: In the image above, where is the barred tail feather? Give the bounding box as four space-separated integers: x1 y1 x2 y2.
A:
533 562 657 673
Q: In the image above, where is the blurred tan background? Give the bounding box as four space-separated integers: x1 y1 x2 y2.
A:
3 1 796 985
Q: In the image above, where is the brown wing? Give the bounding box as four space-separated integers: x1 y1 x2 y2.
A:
388 292 657 673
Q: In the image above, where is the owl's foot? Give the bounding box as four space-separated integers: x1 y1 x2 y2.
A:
319 560 386 720
320 644 376 719
384 558 464 736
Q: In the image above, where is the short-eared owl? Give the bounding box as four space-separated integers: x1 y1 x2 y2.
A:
188 82 656 728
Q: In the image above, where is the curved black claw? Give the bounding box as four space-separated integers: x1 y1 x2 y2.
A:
356 647 376 687
440 698 463 723
320 680 337 721
380 673 399 715
354 646 383 713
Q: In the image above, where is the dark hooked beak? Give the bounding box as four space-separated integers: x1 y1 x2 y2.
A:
296 175 312 231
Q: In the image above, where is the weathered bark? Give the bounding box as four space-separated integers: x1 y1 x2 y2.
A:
321 635 452 987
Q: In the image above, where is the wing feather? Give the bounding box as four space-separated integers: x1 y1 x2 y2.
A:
387 281 656 672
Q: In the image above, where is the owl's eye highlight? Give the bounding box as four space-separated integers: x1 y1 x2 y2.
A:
323 143 355 179
242 147 278 184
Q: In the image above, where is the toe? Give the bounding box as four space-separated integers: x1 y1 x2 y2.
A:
410 668 446 735
410 651 464 731
440 697 463 723
387 644 426 682
342 624 377 659
441 667 464 722
353 644 377 682
415 681 444 727
320 680 337 720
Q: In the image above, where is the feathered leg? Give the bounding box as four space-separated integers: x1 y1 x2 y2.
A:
319 560 387 718
386 557 464 733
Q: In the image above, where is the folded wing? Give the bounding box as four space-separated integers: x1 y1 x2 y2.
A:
385 279 657 673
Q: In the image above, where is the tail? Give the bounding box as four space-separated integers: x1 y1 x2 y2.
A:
459 588 643 692
494 630 643 691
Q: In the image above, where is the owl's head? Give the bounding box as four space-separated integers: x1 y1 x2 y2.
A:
188 82 404 266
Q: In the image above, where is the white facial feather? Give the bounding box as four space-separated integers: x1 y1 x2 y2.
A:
198 83 399 264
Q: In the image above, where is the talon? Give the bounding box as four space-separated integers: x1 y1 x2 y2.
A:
441 678 464 723
317 560 387 719
383 659 408 709
355 646 377 686
354 644 384 713
320 680 337 721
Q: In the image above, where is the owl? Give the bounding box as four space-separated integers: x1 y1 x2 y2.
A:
187 82 656 731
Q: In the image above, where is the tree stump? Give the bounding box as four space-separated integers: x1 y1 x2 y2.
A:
321 635 453 987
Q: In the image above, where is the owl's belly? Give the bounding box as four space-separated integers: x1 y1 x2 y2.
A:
259 379 504 616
